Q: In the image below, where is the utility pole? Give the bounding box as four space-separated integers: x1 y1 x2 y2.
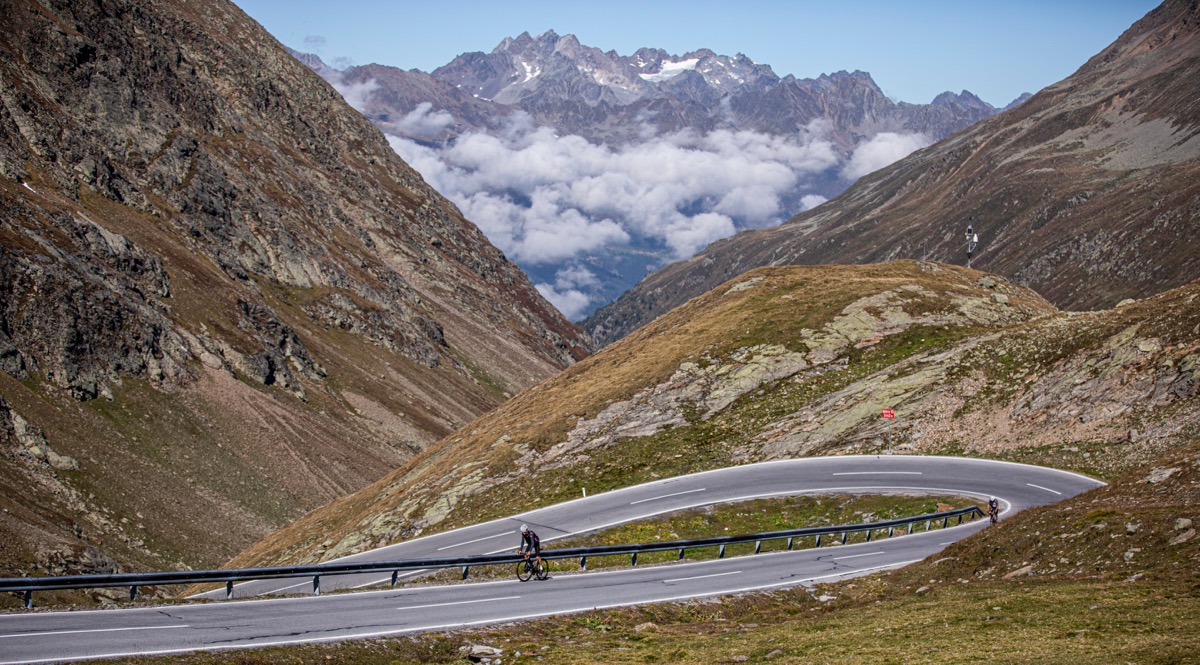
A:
965 225 979 269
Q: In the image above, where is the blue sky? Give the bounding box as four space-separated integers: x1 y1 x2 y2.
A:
233 0 1159 107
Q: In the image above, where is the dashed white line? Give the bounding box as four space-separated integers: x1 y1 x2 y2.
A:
398 596 519 611
630 488 706 505
832 551 885 561
1026 483 1062 495
0 625 188 639
663 571 742 584
436 533 511 551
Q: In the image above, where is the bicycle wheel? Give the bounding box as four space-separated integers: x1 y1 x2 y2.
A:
535 558 549 581
516 560 534 582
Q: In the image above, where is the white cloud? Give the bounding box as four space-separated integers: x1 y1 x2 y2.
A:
385 114 912 281
321 71 379 112
535 266 604 320
841 132 932 180
800 194 828 210
395 102 454 138
535 285 589 321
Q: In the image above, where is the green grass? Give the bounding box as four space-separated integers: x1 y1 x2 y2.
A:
437 324 984 534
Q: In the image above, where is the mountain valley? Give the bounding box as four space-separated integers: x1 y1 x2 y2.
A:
293 31 1013 319
585 0 1200 345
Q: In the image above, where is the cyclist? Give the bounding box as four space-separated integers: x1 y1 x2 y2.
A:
518 524 541 559
987 496 1000 523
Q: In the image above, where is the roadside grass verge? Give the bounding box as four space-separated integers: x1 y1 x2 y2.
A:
94 579 1200 664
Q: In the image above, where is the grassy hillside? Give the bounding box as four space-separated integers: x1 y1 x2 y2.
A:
90 435 1200 664
232 262 1199 569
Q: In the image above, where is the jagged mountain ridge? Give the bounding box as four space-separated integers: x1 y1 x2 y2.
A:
583 0 1200 346
327 29 1006 149
293 32 1010 320
229 261 1200 569
0 0 587 587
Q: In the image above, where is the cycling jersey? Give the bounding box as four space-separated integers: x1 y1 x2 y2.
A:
520 530 541 556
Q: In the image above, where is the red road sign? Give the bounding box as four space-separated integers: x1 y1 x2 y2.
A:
882 408 895 418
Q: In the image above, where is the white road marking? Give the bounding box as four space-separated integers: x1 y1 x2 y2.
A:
1 562 920 665
398 595 519 611
630 488 706 505
436 533 511 551
0 625 188 639
832 551 885 561
663 571 742 584
831 472 922 475
1026 483 1062 495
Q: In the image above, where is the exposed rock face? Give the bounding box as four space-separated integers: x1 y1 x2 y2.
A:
584 0 1200 346
340 32 1004 149
0 0 589 585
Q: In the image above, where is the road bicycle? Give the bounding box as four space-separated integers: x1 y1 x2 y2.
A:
516 552 549 581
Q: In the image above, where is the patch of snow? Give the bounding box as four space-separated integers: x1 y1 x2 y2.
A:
521 61 540 83
639 58 700 83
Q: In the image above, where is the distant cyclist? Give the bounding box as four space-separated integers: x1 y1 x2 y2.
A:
518 524 541 558
987 497 1000 524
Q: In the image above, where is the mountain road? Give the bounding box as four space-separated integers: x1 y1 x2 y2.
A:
0 456 1103 663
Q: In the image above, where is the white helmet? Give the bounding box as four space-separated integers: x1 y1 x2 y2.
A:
520 524 529 533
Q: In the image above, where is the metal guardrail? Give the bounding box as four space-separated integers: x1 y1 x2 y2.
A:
1 505 983 609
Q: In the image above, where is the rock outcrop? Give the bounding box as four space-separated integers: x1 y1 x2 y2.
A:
0 0 588 591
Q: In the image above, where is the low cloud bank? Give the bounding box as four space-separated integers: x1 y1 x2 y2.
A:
380 109 927 318
841 132 932 180
388 114 847 264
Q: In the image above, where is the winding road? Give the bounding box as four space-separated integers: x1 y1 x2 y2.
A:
0 455 1102 664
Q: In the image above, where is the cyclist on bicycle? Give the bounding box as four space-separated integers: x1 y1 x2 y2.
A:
987 496 1000 523
519 524 541 558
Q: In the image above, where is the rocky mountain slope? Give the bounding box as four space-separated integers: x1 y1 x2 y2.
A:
293 33 1007 320
418 30 1002 148
0 0 588 585
229 261 1200 568
584 0 1200 346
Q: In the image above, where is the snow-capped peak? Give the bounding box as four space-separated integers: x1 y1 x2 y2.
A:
639 58 699 83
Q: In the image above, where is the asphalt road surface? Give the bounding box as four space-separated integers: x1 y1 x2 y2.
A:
0 456 1103 663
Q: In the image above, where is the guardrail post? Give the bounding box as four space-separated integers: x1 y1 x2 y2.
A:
391 570 398 587
958 514 964 525
631 552 638 567
129 585 137 601
888 527 894 538
226 580 233 600
816 534 822 547
787 537 793 550
313 575 320 595
755 540 762 554
925 520 931 531
908 523 914 534
580 556 587 570
461 566 470 580
718 544 726 558
866 530 873 542
841 531 847 545
23 590 31 609
678 548 685 560
942 517 948 529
